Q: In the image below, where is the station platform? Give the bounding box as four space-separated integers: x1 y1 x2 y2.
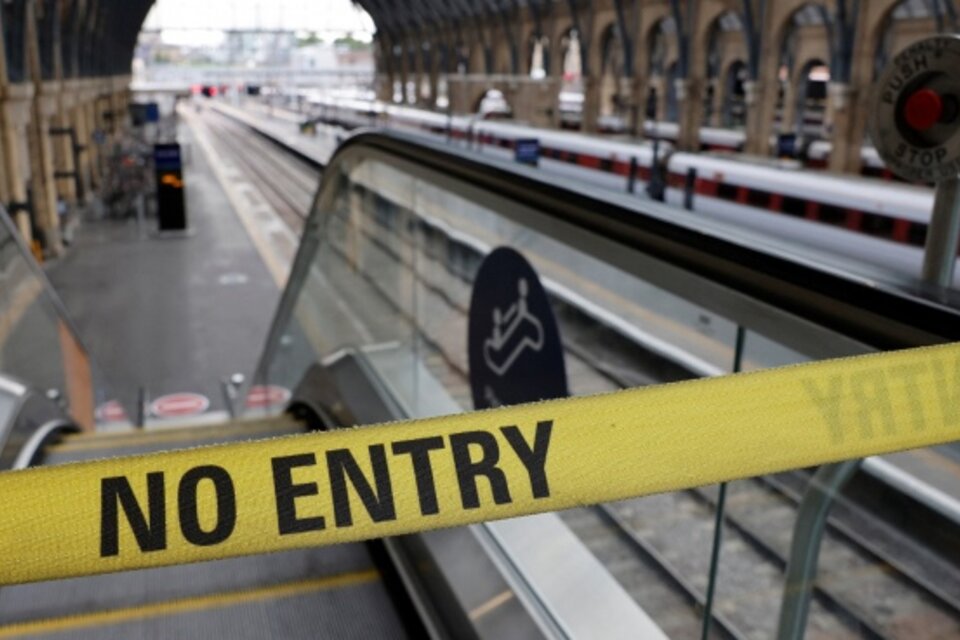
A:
219 94 960 291
212 99 338 166
44 118 284 420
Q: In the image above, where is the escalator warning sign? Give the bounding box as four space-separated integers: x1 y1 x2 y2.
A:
98 421 553 558
0 341 959 585
468 247 568 410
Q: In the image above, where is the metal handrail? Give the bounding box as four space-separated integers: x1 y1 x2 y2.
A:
12 420 80 470
0 205 94 364
253 130 960 386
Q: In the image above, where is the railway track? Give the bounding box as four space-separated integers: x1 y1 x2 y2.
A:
198 105 960 639
200 108 319 232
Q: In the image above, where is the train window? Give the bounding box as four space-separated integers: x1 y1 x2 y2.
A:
781 196 805 217
861 213 895 238
818 204 846 226
716 182 738 201
747 189 770 209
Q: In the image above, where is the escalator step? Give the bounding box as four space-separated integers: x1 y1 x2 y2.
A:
43 419 306 465
0 545 407 639
0 568 406 639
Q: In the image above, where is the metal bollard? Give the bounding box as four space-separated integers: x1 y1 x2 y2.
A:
922 176 960 287
627 157 638 195
683 167 697 211
136 387 147 429
646 138 666 202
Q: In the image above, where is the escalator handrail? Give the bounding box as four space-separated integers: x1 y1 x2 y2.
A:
0 206 93 363
256 129 960 390
13 420 79 469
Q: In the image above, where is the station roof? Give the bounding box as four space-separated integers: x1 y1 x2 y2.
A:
2 0 154 80
354 0 545 39
7 0 503 81
2 0 553 82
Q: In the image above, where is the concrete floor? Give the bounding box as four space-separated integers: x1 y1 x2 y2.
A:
46 124 283 417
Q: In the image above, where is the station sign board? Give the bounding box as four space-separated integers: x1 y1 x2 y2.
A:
515 139 541 167
154 143 187 231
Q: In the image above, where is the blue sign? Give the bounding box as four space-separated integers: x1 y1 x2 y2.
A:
777 133 799 158
515 138 540 166
468 247 568 409
146 102 160 123
154 143 183 172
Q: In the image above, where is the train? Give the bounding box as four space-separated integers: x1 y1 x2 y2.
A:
292 93 935 257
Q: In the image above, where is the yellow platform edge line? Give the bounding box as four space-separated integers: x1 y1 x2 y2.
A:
61 416 296 444
49 422 302 454
0 568 380 638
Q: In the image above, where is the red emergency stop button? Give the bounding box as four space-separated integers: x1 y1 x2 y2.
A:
903 88 943 131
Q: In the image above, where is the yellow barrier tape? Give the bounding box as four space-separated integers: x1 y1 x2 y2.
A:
2 342 959 586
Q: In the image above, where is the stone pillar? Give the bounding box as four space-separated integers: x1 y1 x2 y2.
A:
827 82 865 174
84 89 102 188
375 37 394 102
744 76 776 156
780 79 797 135
743 80 761 150
53 81 79 204
72 102 92 200
0 97 11 208
656 78 669 122
582 76 601 133
447 76 469 114
109 77 131 134
675 78 704 151
512 77 560 128
599 74 617 118
1 85 36 244
21 2 60 255
629 75 646 137
399 44 410 104
428 44 440 108
710 80 724 127
414 44 429 106
377 71 394 102
613 77 636 128
51 109 77 203
28 87 64 255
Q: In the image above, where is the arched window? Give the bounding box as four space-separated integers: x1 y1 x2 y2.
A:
2 0 28 83
775 4 829 137
704 11 745 127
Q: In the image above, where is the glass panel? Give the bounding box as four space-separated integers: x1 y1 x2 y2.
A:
0 210 111 429
253 147 960 637
257 154 835 416
252 154 809 637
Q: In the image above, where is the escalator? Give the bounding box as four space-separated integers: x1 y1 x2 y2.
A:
0 171 658 638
